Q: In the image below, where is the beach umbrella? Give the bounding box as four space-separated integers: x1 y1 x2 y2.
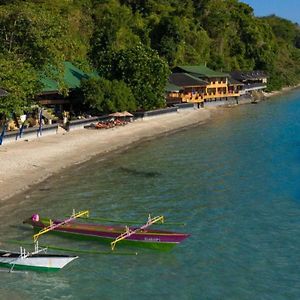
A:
121 111 133 117
109 112 123 117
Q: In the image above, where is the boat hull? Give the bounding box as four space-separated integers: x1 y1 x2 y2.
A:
0 250 78 272
24 218 190 251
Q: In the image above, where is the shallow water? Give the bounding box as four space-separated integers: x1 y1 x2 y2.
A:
1 91 300 299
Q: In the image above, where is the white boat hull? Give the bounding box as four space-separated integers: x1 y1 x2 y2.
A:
0 250 78 272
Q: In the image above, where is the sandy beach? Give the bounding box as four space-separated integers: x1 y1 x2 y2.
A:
2 83 300 202
0 108 211 201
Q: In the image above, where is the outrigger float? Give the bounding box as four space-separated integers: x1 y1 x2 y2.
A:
0 242 77 272
23 210 190 251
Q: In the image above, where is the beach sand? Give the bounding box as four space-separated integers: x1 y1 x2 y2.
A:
0 108 211 201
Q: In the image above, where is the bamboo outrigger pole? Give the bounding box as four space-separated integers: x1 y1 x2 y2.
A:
78 216 186 226
33 210 89 242
110 215 164 250
7 240 138 256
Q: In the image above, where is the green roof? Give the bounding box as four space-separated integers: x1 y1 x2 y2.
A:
41 77 59 92
169 73 208 87
176 65 229 78
41 62 98 93
165 82 182 92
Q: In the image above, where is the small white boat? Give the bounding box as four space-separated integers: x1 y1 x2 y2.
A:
0 243 78 272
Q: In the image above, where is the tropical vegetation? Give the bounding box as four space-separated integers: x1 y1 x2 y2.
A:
0 0 300 115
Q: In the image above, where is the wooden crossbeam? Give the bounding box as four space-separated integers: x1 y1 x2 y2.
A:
33 210 89 242
111 215 164 250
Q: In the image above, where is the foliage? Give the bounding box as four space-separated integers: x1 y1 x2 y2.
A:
99 44 170 110
0 55 40 115
150 16 183 66
263 15 300 90
90 1 144 71
0 3 66 70
1 0 300 114
199 0 277 71
150 16 210 66
0 1 93 67
81 77 136 113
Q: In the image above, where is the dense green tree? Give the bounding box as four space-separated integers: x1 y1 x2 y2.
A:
0 3 67 70
0 1 93 71
0 55 40 115
99 44 170 110
150 16 183 66
81 77 136 113
181 26 211 65
265 15 298 44
198 0 277 71
263 15 300 89
81 77 107 113
0 0 93 113
1 0 300 115
109 80 137 112
121 0 180 17
90 1 144 70
295 32 300 49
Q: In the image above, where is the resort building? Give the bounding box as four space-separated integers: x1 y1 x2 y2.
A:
166 72 207 106
166 65 243 106
37 61 97 115
230 70 267 95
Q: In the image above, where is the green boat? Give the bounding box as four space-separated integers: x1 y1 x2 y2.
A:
23 211 190 251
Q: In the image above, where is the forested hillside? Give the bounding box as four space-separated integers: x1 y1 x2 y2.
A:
0 0 300 114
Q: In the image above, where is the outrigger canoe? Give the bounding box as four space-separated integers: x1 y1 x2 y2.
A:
0 244 77 272
23 211 190 251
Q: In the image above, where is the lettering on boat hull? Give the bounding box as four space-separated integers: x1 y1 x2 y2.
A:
144 237 161 242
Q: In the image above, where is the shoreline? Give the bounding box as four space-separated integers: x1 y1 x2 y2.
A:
263 84 300 98
2 85 300 202
0 108 211 202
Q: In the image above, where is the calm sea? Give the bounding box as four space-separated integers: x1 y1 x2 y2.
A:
1 91 300 300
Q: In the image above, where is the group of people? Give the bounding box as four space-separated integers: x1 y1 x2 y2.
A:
94 118 129 129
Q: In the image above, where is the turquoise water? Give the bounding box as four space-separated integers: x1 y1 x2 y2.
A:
1 91 300 299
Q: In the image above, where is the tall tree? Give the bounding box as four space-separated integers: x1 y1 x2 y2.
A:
0 55 40 115
151 16 210 66
99 44 170 110
0 3 68 70
264 15 300 89
90 1 143 70
81 77 136 113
